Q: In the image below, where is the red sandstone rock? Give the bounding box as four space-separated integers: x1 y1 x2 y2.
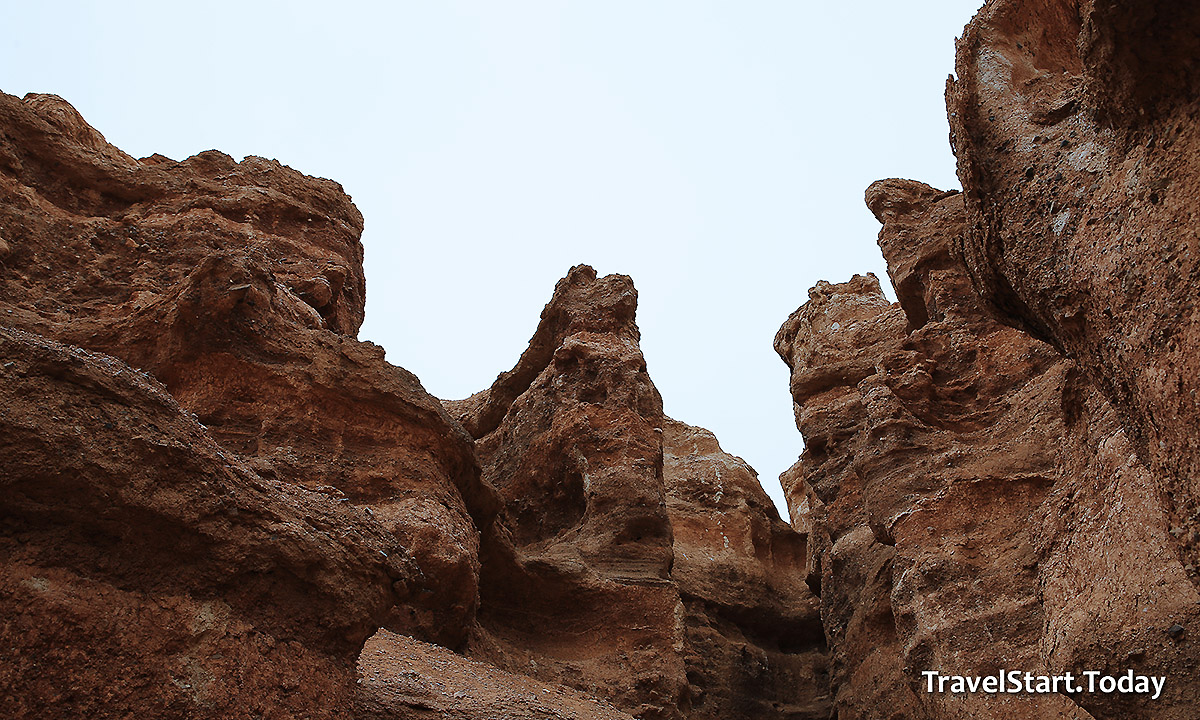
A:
776 179 1200 719
11 2 1200 714
947 0 1200 587
0 90 491 717
0 92 830 720
0 90 493 650
0 327 406 719
663 419 829 720
449 266 828 720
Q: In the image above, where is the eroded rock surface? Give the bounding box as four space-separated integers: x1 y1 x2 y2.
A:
11 0 1200 713
448 266 829 720
663 419 829 720
947 0 1200 585
0 327 405 720
0 91 487 718
0 90 492 651
1 92 830 720
357 630 636 720
777 179 1200 719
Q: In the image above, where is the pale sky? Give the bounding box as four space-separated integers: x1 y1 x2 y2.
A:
3 1 981 519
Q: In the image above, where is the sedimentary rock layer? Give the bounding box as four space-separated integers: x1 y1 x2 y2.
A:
776 178 1200 719
449 265 830 720
0 91 495 653
947 0 1200 586
0 91 831 720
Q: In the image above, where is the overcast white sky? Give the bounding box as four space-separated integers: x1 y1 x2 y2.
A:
4 1 980 519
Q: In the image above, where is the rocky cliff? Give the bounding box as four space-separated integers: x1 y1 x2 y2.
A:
446 265 829 720
777 181 1198 720
0 91 824 720
771 0 1200 717
4 0 1200 716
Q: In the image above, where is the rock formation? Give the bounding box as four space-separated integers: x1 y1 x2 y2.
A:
767 2 1200 717
0 91 497 653
946 0 1200 590
1 327 400 719
663 419 829 719
0 91 826 720
448 265 829 720
6 0 1200 716
777 176 1200 719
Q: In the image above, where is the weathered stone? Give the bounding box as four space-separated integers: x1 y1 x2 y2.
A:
664 419 829 720
0 327 404 720
776 179 1200 719
357 630 636 720
450 266 828 720
0 90 493 650
947 0 1200 587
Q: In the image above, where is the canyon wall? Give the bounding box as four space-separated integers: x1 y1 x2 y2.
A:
777 180 1198 720
947 0 1200 588
771 0 1200 717
446 265 829 720
0 91 825 720
5 0 1200 717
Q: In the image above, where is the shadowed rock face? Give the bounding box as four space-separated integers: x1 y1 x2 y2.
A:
768 3 1200 717
777 179 1200 720
448 266 690 720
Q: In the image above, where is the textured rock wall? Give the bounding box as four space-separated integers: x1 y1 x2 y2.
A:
947 0 1200 585
0 328 400 720
776 177 1200 719
10 0 1200 714
448 265 830 720
663 419 829 720
0 91 829 720
0 92 453 719
0 91 494 655
770 3 1200 717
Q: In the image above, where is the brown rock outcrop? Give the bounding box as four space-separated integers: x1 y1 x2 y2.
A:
0 90 495 717
777 179 1200 719
449 266 829 720
947 0 1200 585
0 327 406 719
1 91 831 720
0 90 493 651
450 266 688 720
663 419 829 720
16 0 1200 713
356 630 636 720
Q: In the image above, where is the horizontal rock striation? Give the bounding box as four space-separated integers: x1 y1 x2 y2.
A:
0 90 495 655
773 3 1200 717
1 91 831 720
